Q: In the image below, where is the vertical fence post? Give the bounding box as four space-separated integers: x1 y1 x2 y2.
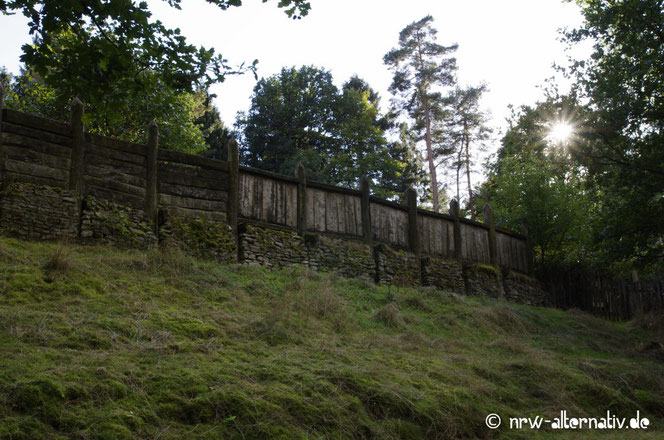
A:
483 203 498 267
69 97 86 195
145 120 159 230
406 187 419 255
521 220 534 276
360 177 372 244
450 199 463 264
296 162 307 236
227 139 239 236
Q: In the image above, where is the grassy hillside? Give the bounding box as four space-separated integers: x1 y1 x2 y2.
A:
0 237 662 439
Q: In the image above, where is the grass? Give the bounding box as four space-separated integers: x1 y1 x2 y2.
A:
0 237 662 439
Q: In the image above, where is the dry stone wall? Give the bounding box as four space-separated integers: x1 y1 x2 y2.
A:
160 211 236 264
238 224 307 268
463 263 504 298
504 271 548 306
421 257 465 294
80 196 157 248
0 183 78 241
306 234 374 282
374 244 421 287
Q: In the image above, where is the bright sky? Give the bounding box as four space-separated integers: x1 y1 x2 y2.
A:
0 0 591 183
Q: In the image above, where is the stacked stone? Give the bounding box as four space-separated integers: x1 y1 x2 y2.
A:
504 272 548 306
308 235 375 282
421 257 465 293
159 212 237 264
463 263 504 298
80 196 157 248
374 244 421 286
0 183 78 241
238 224 308 268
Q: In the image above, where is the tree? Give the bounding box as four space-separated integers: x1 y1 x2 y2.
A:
564 0 664 268
479 97 592 268
384 15 458 212
439 85 491 219
0 1 311 96
3 66 208 153
237 66 408 197
194 91 234 161
0 1 310 150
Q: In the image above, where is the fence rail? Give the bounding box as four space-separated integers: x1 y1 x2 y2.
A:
0 102 532 273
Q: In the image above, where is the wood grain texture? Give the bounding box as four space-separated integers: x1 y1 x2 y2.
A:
159 181 227 204
88 133 145 156
370 202 408 248
159 193 225 212
2 109 70 136
3 144 70 170
418 214 455 258
2 121 72 147
239 172 297 228
158 148 229 173
5 159 68 183
305 188 362 236
2 132 72 158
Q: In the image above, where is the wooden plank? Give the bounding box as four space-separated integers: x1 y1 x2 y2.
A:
239 172 254 219
345 194 361 236
158 167 228 191
227 140 239 234
2 123 71 151
159 181 228 203
86 185 144 209
3 144 70 170
296 163 306 235
160 162 227 182
4 171 67 188
88 133 145 156
325 191 339 233
5 159 68 182
87 152 146 178
159 193 225 212
84 175 145 198
2 109 70 136
86 164 145 188
162 205 226 221
159 148 229 173
2 132 72 157
360 177 372 243
88 143 145 166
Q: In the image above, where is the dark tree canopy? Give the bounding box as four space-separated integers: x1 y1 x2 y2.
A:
237 66 412 198
0 0 310 115
563 0 664 268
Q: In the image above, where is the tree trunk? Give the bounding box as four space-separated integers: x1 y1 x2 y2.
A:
423 99 439 212
464 119 474 220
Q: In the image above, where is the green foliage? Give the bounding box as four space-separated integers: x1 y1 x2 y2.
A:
3 67 209 153
480 97 593 268
237 66 409 198
384 15 458 212
0 238 663 439
438 84 491 218
0 0 311 97
563 0 664 268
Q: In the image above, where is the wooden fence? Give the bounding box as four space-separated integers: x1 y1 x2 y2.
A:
539 266 664 320
0 100 532 273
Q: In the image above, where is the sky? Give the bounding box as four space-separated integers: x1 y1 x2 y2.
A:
0 0 592 185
